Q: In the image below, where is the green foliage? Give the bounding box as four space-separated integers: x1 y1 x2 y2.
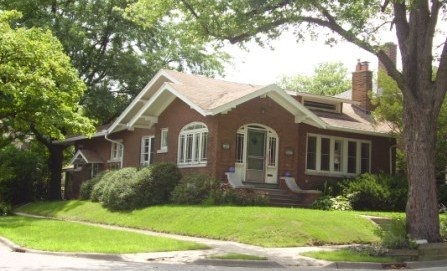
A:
89 164 181 210
0 202 12 216
90 170 118 202
312 195 352 211
0 10 95 140
102 167 139 211
209 183 269 206
171 174 217 204
0 1 228 124
342 173 407 211
278 62 350 96
79 171 108 200
0 145 47 205
375 217 416 249
440 214 447 241
148 163 182 205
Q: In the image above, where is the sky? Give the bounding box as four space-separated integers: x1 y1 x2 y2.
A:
220 30 387 85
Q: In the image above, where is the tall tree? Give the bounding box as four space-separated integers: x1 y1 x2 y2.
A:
130 0 447 242
0 11 96 199
0 0 228 124
278 62 350 96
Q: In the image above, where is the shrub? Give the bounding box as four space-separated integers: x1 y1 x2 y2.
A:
342 173 407 211
0 146 48 205
209 183 269 206
79 171 108 200
312 195 352 211
90 170 117 202
171 174 217 204
102 167 138 211
441 214 447 241
375 217 416 249
148 163 182 205
0 202 11 216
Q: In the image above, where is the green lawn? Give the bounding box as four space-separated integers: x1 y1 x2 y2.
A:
15 200 388 247
0 215 207 253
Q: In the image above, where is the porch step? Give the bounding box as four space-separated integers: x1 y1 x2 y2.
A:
255 188 315 208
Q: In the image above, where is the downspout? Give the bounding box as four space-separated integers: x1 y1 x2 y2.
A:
389 144 397 174
104 130 124 168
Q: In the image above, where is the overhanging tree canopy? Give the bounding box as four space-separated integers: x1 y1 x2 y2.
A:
0 10 96 199
0 0 229 124
129 0 447 242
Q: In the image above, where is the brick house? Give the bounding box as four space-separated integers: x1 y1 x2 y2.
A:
64 61 396 202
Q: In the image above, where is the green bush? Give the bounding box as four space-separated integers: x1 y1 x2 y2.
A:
375 217 415 249
312 195 352 211
90 170 117 202
0 201 11 216
79 171 108 200
148 163 182 205
0 146 48 205
209 183 269 206
342 173 407 211
171 174 217 204
102 167 138 211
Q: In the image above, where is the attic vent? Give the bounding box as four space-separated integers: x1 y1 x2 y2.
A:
303 100 336 111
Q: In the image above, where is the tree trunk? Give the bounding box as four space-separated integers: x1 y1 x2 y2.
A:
47 143 64 200
404 105 441 242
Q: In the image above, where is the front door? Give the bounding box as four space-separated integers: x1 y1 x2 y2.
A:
246 129 266 183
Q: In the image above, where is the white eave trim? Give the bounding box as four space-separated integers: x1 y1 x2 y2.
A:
108 70 179 133
326 125 394 137
69 149 87 165
126 83 210 129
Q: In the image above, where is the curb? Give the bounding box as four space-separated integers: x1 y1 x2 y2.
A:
193 259 284 268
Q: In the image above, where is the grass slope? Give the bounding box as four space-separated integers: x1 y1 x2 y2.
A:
0 216 206 253
17 201 381 247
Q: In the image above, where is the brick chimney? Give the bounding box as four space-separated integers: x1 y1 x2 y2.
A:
352 60 373 112
378 42 397 74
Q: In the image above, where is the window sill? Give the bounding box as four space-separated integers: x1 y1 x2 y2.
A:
157 149 168 154
305 170 357 178
177 163 207 168
107 159 122 163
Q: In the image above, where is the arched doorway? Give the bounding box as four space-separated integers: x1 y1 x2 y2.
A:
235 124 279 184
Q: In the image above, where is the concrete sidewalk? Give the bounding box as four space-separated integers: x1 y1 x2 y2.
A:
4 212 447 269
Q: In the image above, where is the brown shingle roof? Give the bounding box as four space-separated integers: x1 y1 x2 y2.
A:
162 70 264 110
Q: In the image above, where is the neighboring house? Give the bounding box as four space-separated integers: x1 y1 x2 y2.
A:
63 61 396 203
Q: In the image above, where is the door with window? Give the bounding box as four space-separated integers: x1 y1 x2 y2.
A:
246 129 267 183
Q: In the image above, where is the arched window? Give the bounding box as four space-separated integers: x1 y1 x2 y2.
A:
178 122 208 166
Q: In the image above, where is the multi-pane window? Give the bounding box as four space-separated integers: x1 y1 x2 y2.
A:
140 136 155 166
160 128 168 152
178 122 208 166
306 134 370 175
110 142 123 161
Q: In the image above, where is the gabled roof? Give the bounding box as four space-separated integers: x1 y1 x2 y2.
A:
69 149 104 165
108 70 327 133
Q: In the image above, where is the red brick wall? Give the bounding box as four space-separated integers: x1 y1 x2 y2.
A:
215 96 298 181
155 98 218 177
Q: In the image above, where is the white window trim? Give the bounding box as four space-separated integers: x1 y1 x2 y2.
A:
109 141 123 162
305 133 371 176
158 128 168 153
140 136 155 166
177 122 208 167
